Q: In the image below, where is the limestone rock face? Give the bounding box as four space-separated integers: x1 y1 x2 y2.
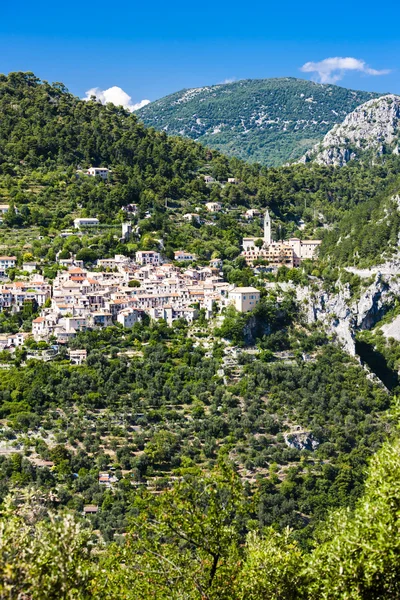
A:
297 284 356 355
381 315 400 341
284 431 319 452
354 274 390 329
303 95 400 166
296 259 400 356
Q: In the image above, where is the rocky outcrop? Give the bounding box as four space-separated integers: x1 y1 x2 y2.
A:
297 263 400 356
297 284 357 355
302 95 400 166
284 431 319 451
381 315 400 341
354 274 391 329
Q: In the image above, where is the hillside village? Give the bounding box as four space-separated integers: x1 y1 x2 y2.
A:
0 198 322 349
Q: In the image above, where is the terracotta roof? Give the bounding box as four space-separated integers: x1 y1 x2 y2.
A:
68 267 84 274
33 317 45 323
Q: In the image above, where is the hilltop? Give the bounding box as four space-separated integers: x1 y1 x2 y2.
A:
138 78 380 165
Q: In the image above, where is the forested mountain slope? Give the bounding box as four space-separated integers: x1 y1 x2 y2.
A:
0 71 399 270
137 78 380 165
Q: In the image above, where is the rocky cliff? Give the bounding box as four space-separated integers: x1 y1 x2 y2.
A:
297 258 400 356
302 95 400 166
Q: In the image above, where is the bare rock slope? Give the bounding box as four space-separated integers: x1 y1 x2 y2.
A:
303 95 400 166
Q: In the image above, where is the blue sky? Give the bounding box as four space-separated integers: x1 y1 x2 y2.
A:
1 0 399 108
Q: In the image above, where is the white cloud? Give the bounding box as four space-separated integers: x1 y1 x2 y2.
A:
219 78 236 84
300 57 391 84
131 98 151 110
83 86 150 112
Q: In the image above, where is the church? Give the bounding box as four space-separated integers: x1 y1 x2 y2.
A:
241 210 321 268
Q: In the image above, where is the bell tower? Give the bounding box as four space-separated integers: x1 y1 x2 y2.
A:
264 210 271 246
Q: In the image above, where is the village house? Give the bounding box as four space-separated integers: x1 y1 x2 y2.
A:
244 208 261 220
174 250 197 262
58 257 85 269
117 308 142 328
83 505 98 515
0 257 16 276
69 349 87 365
97 255 130 270
0 332 30 350
91 311 113 328
87 167 109 179
228 287 261 313
32 317 48 339
205 202 222 213
22 262 38 273
209 258 223 269
183 213 201 224
135 251 161 266
74 218 99 229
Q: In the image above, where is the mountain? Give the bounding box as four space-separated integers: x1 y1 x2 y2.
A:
137 78 380 166
302 94 400 166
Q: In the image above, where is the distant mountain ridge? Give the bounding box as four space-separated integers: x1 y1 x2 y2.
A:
138 78 381 166
302 94 400 166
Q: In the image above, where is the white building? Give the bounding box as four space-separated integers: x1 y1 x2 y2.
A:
117 308 141 328
205 202 222 213
287 238 322 267
69 349 87 365
32 316 48 339
183 213 201 224
22 262 37 273
74 218 99 229
0 256 16 276
58 257 84 269
87 167 109 179
209 258 223 269
174 251 197 262
228 287 260 313
135 251 161 266
97 255 130 270
244 209 261 220
0 205 9 215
